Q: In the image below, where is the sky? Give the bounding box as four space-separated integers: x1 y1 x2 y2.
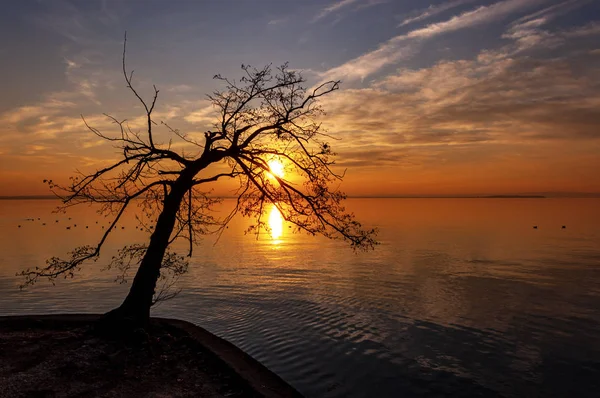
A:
1 0 599 197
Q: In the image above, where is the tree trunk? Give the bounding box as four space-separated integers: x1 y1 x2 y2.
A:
102 179 190 329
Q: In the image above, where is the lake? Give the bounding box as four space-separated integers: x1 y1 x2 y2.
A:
1 198 599 397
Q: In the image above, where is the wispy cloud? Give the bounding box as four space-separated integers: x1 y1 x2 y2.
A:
319 40 415 82
405 0 544 39
1 98 76 126
183 101 218 125
25 2 124 107
311 0 360 23
268 17 288 26
513 0 590 26
503 17 562 52
564 21 600 37
398 0 478 27
354 0 389 11
166 84 194 93
322 55 600 169
315 19 600 172
321 0 544 82
503 0 598 52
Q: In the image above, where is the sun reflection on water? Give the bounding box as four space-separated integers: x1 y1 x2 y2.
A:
268 205 283 241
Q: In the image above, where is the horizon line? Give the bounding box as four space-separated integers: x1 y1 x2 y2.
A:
2 193 600 200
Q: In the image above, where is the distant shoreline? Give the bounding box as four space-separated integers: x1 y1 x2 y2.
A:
480 195 545 198
0 196 58 200
3 194 600 200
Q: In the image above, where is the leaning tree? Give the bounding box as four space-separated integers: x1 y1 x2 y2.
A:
20 37 377 327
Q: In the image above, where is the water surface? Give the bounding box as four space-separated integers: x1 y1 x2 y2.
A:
1 198 599 397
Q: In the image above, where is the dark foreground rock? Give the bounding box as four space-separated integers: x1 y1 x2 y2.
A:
0 314 302 398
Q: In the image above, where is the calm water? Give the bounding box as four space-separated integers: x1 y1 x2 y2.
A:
1 198 599 397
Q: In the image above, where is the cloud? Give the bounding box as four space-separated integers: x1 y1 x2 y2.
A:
311 0 360 23
1 98 77 125
80 139 107 149
354 0 389 11
25 1 124 106
320 0 544 82
333 147 411 168
502 0 595 51
564 21 600 37
513 0 589 26
318 39 600 169
64 57 81 70
1 51 119 133
183 101 218 125
319 41 415 82
405 0 543 39
503 18 563 52
166 84 194 93
398 0 478 27
268 17 288 26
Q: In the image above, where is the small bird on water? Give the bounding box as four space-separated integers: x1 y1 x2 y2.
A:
562 225 566 229
533 225 538 229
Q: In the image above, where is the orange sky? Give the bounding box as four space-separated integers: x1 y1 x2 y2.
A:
1 0 600 197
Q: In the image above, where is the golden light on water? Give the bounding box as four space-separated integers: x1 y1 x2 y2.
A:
264 158 285 242
268 205 283 240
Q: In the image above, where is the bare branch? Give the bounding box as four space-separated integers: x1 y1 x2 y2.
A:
25 46 377 316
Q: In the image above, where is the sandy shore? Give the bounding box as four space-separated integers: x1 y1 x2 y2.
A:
0 314 302 398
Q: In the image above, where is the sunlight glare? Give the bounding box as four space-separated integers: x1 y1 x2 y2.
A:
268 205 283 240
267 159 285 179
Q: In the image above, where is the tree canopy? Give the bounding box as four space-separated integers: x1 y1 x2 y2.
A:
20 35 377 324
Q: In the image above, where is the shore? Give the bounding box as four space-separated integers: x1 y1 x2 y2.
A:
0 314 302 398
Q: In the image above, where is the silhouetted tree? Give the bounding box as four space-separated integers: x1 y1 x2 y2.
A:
20 35 377 328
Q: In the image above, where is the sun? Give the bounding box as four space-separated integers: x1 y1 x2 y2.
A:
267 159 285 179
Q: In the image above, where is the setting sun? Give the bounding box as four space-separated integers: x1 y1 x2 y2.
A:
267 159 285 179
